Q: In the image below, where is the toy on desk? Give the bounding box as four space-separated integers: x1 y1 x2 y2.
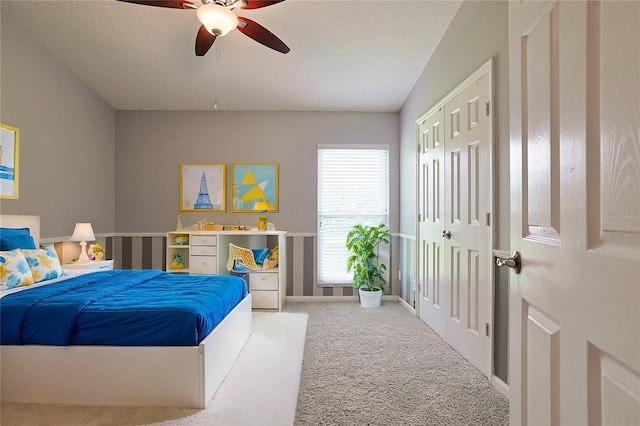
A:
175 235 189 245
88 244 104 261
263 245 279 270
226 244 259 272
171 254 185 269
222 225 250 231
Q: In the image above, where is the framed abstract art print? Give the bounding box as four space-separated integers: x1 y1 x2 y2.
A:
231 163 278 212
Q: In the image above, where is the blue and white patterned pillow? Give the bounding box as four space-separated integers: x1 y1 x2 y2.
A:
20 245 64 283
0 249 35 289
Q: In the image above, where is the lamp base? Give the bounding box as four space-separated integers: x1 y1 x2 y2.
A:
78 241 89 263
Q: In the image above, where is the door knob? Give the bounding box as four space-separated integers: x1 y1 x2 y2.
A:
442 230 451 239
495 251 521 274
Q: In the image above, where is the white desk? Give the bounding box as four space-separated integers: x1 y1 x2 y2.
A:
166 230 286 311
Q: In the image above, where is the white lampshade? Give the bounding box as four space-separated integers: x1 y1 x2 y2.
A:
71 223 95 263
71 223 95 242
197 3 238 36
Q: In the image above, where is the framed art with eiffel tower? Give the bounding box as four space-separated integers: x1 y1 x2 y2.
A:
180 163 226 212
231 163 278 213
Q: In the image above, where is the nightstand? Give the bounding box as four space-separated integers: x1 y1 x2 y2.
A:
65 259 114 270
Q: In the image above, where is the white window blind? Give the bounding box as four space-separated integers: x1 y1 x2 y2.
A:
317 145 389 285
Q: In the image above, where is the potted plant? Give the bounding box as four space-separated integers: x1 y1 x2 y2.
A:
346 223 390 308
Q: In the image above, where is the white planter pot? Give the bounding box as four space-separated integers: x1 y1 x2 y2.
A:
359 288 382 308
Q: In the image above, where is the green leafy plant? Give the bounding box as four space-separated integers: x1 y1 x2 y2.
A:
346 223 390 292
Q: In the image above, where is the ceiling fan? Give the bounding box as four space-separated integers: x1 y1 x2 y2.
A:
116 0 290 56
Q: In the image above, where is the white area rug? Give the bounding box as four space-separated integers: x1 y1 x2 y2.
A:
0 312 309 426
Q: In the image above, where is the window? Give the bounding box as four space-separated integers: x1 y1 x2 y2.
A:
317 145 389 285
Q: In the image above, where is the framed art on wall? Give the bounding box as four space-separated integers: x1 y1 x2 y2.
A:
0 123 19 200
180 163 226 212
231 163 278 212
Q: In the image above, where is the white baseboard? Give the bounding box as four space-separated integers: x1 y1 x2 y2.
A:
286 295 400 303
399 298 416 315
491 375 509 399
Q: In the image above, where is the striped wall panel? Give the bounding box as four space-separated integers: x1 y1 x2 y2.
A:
109 235 166 271
99 233 416 301
397 234 416 308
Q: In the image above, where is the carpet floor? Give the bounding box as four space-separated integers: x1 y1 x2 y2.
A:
284 301 509 426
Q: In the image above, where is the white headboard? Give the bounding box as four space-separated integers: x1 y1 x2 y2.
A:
0 215 41 247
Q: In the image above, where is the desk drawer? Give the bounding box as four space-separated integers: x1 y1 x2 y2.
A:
189 256 217 274
191 235 217 246
190 246 217 256
250 272 278 291
251 290 278 309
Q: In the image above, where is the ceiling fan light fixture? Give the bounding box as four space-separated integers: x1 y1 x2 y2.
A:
197 3 238 36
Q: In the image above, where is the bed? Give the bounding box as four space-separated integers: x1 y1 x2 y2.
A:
0 215 252 408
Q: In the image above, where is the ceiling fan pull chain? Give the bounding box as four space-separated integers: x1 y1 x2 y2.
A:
214 43 220 110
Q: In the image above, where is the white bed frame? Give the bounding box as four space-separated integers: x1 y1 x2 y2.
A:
0 215 252 408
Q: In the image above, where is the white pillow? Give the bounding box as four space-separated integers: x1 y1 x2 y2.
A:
0 249 35 289
20 245 64 283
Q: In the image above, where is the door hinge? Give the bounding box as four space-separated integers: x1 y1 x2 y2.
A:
485 102 490 116
485 322 490 337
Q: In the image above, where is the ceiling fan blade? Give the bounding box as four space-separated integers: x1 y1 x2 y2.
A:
237 17 290 54
195 25 218 56
241 0 285 10
116 0 196 9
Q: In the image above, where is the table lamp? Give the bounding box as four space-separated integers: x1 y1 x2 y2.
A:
71 223 96 263
253 201 271 231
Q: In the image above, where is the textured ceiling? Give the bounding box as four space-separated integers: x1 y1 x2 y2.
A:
2 0 462 112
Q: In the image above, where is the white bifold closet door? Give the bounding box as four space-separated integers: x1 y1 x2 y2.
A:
417 60 493 378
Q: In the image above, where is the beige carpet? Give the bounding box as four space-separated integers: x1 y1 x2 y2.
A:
286 301 509 425
0 312 309 426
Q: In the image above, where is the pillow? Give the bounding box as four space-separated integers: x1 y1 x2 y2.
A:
20 245 64 283
0 227 31 237
0 234 37 250
251 248 271 266
0 249 35 289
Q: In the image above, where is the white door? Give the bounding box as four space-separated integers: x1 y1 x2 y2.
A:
442 72 493 377
508 1 640 425
417 106 446 337
417 61 493 378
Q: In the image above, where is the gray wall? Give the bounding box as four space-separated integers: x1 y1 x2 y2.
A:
398 0 510 383
0 12 116 239
115 111 400 234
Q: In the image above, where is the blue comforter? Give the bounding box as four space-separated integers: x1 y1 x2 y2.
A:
1 270 248 346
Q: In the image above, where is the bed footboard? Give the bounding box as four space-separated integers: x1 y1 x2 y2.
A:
0 294 252 408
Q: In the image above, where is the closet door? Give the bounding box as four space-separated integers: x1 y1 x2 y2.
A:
442 72 492 378
417 61 493 379
417 108 446 337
